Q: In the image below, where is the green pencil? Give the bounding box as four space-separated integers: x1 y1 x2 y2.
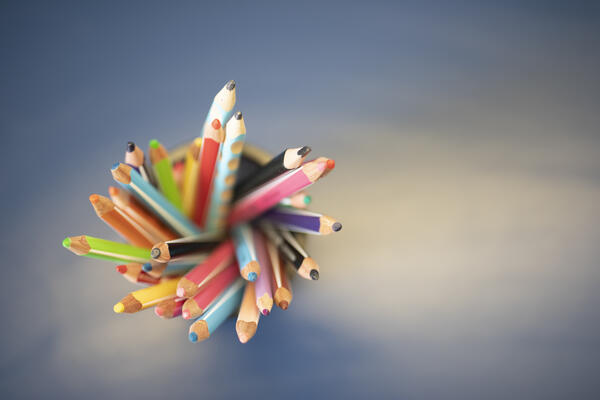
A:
149 139 183 211
62 235 152 263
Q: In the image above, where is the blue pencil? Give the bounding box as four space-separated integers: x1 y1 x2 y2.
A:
188 278 245 343
206 111 247 232
202 80 236 136
231 223 260 282
111 163 201 237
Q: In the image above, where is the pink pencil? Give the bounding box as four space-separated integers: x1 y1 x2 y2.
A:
227 159 328 226
176 240 235 298
252 229 273 316
181 262 240 319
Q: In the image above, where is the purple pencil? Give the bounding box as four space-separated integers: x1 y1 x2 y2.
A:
262 206 342 235
252 228 274 315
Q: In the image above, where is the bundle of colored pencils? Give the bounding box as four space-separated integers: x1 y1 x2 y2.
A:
62 80 341 343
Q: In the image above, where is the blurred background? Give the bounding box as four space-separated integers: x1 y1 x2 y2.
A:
2 1 600 398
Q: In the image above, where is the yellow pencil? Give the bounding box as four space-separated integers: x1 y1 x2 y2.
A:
113 278 179 314
182 137 202 217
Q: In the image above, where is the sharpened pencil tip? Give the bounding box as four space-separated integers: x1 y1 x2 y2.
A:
113 303 125 313
211 119 221 130
151 248 161 259
326 159 335 170
89 194 99 204
111 162 120 170
189 332 198 343
279 301 289 310
247 272 257 282
126 142 135 152
142 262 153 272
332 222 342 232
304 195 312 205
297 146 311 156
149 139 159 149
108 186 118 196
310 270 319 280
226 80 236 90
234 111 242 120
262 309 270 316
116 265 127 274
62 237 71 248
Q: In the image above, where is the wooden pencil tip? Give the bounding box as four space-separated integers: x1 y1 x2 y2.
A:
111 163 132 184
279 301 289 310
108 186 119 196
89 194 99 204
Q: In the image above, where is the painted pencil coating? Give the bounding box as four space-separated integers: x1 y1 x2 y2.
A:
111 163 201 237
113 278 179 314
231 224 261 282
202 80 236 132
188 278 245 343
62 235 152 264
149 139 183 211
263 206 342 235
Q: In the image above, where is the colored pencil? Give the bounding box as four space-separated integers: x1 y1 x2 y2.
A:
206 111 246 232
236 282 260 343
108 186 178 242
253 229 273 315
116 263 160 285
188 278 245 343
111 162 201 237
182 137 202 217
113 278 179 314
62 235 152 264
172 160 184 191
263 206 342 235
193 118 225 228
312 156 336 178
149 139 183 210
227 158 329 226
125 141 156 186
181 262 240 319
142 258 199 277
154 297 185 319
150 232 223 263
279 192 311 209
89 194 155 247
266 239 293 310
177 240 235 298
231 223 261 282
258 221 320 280
234 145 311 200
203 80 236 132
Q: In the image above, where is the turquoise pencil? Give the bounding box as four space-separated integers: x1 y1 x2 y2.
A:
206 111 247 232
231 223 261 282
111 163 201 237
202 80 236 135
188 278 245 343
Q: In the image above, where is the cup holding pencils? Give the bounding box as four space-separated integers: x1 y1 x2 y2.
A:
62 80 342 344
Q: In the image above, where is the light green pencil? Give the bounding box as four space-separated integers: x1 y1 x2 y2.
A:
62 235 152 263
149 139 183 211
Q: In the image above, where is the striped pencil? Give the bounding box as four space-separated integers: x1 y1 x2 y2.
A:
206 111 246 232
202 80 236 134
125 141 156 186
181 262 240 320
62 235 151 264
176 240 236 298
116 263 161 285
234 145 311 200
266 239 293 310
258 221 320 280
193 119 225 228
182 138 202 217
113 278 179 314
108 186 178 242
236 282 260 343
262 206 342 235
253 229 273 316
227 158 329 226
149 139 183 210
111 163 201 237
188 278 245 343
155 297 185 319
231 223 261 282
89 194 155 248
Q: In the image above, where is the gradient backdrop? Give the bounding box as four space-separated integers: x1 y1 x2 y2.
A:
2 1 600 398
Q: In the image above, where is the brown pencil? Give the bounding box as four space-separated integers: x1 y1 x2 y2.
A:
236 282 260 343
89 194 155 248
266 239 293 310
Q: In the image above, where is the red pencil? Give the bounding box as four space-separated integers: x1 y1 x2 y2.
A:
193 119 224 228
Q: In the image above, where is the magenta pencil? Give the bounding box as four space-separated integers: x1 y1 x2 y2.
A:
252 229 273 315
227 159 328 226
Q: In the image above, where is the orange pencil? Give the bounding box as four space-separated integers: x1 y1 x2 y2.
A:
266 239 293 310
236 282 260 343
89 194 154 248
193 119 225 228
108 186 178 242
